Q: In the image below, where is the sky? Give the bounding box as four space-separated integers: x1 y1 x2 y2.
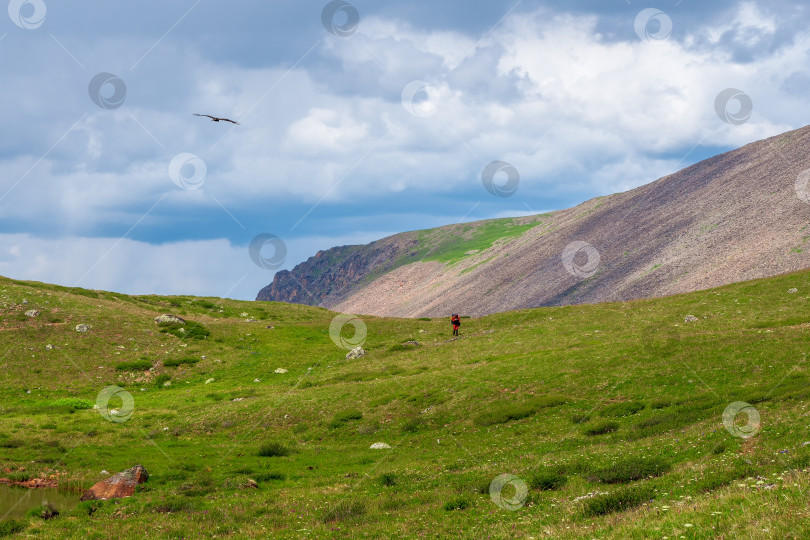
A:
0 0 808 300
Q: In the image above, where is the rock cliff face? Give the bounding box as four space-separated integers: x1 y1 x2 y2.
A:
256 236 421 305
258 125 810 317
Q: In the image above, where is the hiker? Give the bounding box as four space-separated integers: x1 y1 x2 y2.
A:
451 314 460 336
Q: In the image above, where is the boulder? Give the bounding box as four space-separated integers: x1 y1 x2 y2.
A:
346 347 365 360
154 314 185 325
684 315 699 323
80 465 148 501
24 309 40 318
369 442 391 450
75 324 90 333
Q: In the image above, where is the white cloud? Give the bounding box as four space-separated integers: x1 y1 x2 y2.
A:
4 5 807 213
701 1 777 47
286 108 370 155
0 231 392 300
2 2 809 298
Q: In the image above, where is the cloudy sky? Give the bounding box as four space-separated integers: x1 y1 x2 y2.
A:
0 0 807 300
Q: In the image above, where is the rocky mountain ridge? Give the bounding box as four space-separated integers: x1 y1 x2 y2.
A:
258 126 810 317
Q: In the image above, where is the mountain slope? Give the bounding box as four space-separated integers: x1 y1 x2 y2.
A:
258 126 810 317
3 270 810 538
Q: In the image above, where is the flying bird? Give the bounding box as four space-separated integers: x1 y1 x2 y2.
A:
193 113 240 125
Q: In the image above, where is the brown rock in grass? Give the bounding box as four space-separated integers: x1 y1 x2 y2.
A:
80 465 148 501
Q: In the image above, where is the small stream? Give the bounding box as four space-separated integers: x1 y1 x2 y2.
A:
0 484 80 520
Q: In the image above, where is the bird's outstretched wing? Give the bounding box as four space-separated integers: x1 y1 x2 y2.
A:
194 113 240 125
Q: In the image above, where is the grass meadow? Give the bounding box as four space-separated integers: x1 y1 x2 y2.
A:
0 270 809 538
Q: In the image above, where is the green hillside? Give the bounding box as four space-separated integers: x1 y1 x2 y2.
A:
1 271 810 538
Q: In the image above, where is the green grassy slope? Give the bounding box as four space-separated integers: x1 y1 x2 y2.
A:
1 271 809 538
357 216 544 287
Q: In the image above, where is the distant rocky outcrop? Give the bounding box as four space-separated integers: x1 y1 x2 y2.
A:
154 314 185 325
256 241 420 306
80 465 148 501
257 125 810 318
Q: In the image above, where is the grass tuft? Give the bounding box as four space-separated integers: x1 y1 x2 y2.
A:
50 397 94 411
529 469 568 491
379 473 397 487
582 486 654 516
0 519 25 537
599 401 645 417
588 457 671 484
442 496 470 511
330 410 363 428
474 395 567 426
114 359 153 372
583 421 619 436
258 442 290 457
26 503 58 520
159 320 210 340
322 499 367 523
163 357 200 368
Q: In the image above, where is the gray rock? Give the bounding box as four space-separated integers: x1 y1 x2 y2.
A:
24 309 40 318
75 324 90 333
154 314 185 325
404 341 420 346
346 347 365 360
684 315 699 323
788 288 798 294
369 442 391 449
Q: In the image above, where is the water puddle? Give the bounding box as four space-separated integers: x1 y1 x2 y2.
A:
0 484 80 520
